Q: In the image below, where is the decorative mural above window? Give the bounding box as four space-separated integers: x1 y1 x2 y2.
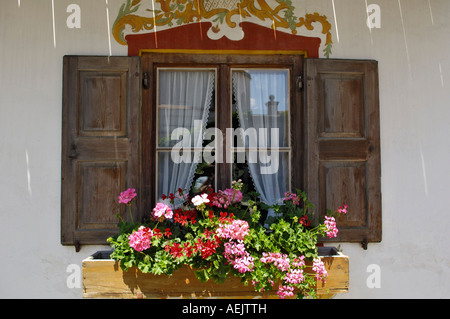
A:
113 0 334 58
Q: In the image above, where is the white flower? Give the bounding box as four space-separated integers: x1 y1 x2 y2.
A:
192 193 210 206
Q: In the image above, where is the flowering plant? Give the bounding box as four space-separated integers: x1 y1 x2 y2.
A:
108 181 347 299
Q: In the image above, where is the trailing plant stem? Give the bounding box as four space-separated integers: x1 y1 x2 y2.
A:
128 205 134 226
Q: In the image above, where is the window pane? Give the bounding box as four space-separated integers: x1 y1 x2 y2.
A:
157 69 215 148
232 151 290 197
231 69 291 209
156 69 216 201
231 69 290 148
157 151 215 200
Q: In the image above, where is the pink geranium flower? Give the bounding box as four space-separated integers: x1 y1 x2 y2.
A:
210 189 243 208
283 192 300 205
324 216 338 238
277 285 294 299
118 188 137 205
260 252 290 272
338 204 348 214
222 188 243 204
312 258 328 282
223 239 254 273
152 202 173 220
284 268 304 285
216 219 249 241
128 226 153 252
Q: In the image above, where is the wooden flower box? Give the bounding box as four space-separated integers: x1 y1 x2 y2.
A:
82 247 348 299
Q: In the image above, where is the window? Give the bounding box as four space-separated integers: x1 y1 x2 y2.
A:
62 54 381 249
154 67 292 212
141 53 304 223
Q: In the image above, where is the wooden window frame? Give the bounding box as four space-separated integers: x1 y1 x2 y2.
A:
140 52 305 215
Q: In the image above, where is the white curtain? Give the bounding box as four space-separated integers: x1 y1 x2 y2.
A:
157 70 215 206
232 70 289 220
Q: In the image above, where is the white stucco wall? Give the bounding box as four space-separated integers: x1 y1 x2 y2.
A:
0 0 449 298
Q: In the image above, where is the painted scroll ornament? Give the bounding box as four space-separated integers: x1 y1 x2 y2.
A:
113 0 333 58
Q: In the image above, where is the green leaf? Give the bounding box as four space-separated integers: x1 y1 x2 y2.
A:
194 269 210 282
124 260 134 269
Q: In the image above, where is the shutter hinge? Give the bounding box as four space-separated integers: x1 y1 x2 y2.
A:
361 238 368 250
142 72 150 90
68 143 78 159
296 76 303 90
74 240 81 253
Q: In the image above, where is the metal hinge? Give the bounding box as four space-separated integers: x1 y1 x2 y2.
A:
74 240 81 252
296 76 303 90
142 72 150 90
361 238 368 250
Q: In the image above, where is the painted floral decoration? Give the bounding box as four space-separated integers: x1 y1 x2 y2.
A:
108 181 347 299
113 0 334 57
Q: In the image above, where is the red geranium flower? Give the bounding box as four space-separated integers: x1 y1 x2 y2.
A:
299 215 311 227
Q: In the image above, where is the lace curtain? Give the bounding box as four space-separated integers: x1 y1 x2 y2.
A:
232 70 289 220
157 69 215 206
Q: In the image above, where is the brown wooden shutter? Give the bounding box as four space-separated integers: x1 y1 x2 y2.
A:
61 56 141 248
304 58 381 246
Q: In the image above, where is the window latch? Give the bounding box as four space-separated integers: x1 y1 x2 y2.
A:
142 72 150 90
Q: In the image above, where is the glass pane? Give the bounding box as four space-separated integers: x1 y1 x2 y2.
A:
156 68 216 201
157 69 215 148
231 69 291 208
158 151 216 199
231 69 290 148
